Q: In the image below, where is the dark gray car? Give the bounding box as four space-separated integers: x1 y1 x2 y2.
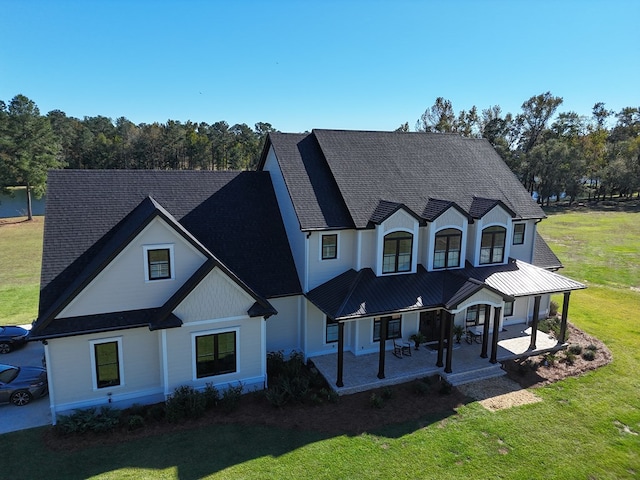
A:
0 326 30 354
0 363 48 406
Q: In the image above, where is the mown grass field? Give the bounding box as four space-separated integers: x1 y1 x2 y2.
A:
0 216 43 326
1 210 639 479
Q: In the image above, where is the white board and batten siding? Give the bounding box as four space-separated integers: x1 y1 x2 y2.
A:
57 217 207 319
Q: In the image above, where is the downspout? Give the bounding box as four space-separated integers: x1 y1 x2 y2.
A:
161 330 169 398
304 232 311 292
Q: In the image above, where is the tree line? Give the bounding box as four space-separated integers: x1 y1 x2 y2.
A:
400 93 640 206
1 92 639 219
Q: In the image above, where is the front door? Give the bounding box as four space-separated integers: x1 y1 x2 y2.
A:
419 310 441 343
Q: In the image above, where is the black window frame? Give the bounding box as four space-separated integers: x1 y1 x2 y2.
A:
321 234 338 260
513 223 525 245
373 315 402 341
326 319 339 344
382 231 413 274
465 305 486 327
147 248 171 280
433 228 462 269
504 300 514 317
480 226 506 265
94 341 121 389
195 331 237 378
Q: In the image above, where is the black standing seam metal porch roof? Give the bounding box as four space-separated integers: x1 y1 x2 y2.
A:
306 259 586 322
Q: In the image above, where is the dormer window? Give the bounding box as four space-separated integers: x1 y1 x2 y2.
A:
382 231 413 273
143 244 175 281
434 228 462 269
480 226 506 264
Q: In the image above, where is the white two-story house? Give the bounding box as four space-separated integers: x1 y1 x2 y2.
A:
30 129 584 421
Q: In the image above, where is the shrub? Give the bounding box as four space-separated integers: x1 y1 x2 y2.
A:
538 317 561 338
203 383 220 409
279 375 310 403
220 383 243 413
318 388 339 404
282 351 305 378
381 386 394 400
586 343 598 352
267 350 286 378
412 380 431 395
549 300 559 317
56 406 121 435
265 386 288 408
165 385 206 423
369 392 384 409
568 344 583 355
147 404 166 421
582 350 596 361
562 350 576 366
543 353 557 367
127 414 145 431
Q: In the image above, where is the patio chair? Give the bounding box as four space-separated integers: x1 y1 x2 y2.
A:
393 338 412 358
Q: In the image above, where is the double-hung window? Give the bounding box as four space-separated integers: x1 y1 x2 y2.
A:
480 226 506 264
144 244 174 281
321 234 338 260
195 331 237 378
433 228 462 269
513 223 525 245
373 315 402 341
382 232 413 273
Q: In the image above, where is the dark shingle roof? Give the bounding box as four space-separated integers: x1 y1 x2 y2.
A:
533 233 563 270
307 259 584 321
262 130 545 230
265 132 354 230
38 170 301 320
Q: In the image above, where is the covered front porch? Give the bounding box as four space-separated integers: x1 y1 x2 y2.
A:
310 325 563 395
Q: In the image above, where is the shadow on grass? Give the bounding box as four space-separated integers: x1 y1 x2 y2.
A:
1 390 469 480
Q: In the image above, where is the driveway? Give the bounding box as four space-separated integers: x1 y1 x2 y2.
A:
0 339 51 434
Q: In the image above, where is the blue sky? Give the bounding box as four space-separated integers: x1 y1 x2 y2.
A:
1 0 638 132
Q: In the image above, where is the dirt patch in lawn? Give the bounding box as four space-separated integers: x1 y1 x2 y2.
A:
42 323 611 451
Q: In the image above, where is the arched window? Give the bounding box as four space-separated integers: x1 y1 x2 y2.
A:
480 226 506 264
382 231 413 273
433 228 462 269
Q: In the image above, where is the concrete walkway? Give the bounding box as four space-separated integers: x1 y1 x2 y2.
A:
311 325 562 395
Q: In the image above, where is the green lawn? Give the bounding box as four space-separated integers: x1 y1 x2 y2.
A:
1 210 639 479
0 216 44 325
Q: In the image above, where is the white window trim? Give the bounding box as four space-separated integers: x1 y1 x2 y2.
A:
191 327 240 381
319 232 340 261
143 244 175 282
89 337 124 391
477 223 509 266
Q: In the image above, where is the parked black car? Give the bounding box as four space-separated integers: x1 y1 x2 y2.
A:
0 363 48 406
0 326 29 354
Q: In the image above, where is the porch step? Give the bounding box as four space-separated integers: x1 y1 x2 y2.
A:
441 364 506 386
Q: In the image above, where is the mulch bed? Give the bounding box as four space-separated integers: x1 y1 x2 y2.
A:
42 323 612 452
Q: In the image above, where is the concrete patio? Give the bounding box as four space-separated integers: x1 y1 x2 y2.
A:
310 325 563 395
